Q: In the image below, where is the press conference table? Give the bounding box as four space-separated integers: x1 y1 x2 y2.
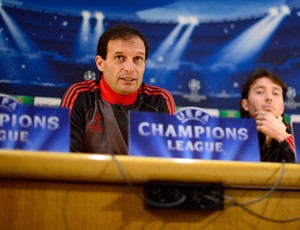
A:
0 149 300 229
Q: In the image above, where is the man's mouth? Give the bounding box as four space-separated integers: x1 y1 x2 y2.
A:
120 77 135 81
262 105 273 110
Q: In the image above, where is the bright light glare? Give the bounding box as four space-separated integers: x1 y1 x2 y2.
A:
213 12 286 68
95 11 104 20
281 5 290 15
178 16 188 24
81 10 91 19
178 16 199 25
189 16 199 25
269 7 279 16
89 155 109 161
173 158 195 164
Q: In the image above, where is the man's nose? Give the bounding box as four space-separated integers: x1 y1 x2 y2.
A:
123 60 135 72
265 92 273 101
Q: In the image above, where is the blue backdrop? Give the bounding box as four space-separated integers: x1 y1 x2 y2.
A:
1 0 300 114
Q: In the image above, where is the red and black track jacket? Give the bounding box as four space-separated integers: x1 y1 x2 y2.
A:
61 79 176 154
258 131 295 163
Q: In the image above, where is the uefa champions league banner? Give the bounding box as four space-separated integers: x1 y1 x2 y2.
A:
291 122 300 162
129 107 260 162
0 94 70 152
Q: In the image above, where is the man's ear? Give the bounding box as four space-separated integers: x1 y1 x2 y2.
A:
241 99 249 111
95 55 104 72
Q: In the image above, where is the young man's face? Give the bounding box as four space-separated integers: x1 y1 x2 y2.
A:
241 77 285 118
95 37 146 95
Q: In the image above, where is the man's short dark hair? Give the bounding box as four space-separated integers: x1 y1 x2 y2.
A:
240 68 287 118
96 25 149 60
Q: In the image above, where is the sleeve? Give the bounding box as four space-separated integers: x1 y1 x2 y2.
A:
68 97 86 152
264 136 296 163
278 136 296 163
61 89 87 152
161 90 176 115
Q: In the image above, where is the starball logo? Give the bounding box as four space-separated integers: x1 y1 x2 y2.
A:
285 86 300 110
181 78 207 103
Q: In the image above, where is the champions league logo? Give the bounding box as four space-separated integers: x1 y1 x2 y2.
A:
133 107 251 157
168 107 248 153
285 86 300 110
129 107 260 161
181 79 207 103
188 79 201 93
83 70 97 81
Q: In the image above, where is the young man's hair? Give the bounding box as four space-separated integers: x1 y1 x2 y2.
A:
96 25 149 60
240 68 287 118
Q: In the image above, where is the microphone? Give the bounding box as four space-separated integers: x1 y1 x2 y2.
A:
116 103 122 109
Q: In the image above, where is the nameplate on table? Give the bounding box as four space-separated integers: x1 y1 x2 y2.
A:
0 94 69 152
129 107 260 161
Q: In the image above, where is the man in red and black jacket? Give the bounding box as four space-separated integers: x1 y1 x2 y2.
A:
61 25 176 154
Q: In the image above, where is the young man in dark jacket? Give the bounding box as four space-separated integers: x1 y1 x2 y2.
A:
240 68 295 162
61 25 176 154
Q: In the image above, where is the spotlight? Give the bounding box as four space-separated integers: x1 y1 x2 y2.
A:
81 10 91 20
189 17 199 25
178 16 188 25
95 12 104 20
281 5 290 15
269 7 279 16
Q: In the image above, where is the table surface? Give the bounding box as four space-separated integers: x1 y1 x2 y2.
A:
0 149 300 189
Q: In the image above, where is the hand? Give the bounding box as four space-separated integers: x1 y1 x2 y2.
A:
255 111 290 142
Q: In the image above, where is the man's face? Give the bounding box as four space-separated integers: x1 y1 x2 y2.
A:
241 77 285 118
95 37 146 95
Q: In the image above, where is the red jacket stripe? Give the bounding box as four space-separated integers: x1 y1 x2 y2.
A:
61 80 98 111
140 85 176 106
286 135 295 153
140 85 176 114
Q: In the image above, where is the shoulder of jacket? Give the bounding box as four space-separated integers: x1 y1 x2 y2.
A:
139 83 172 96
68 80 99 93
61 80 100 108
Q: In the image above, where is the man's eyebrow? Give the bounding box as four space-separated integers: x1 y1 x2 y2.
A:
272 86 282 91
270 84 282 91
113 51 145 56
253 85 265 90
113 51 123 55
137 52 145 56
